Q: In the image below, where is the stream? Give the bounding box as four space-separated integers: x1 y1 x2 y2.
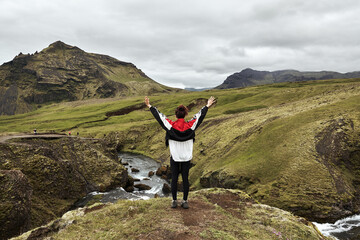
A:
313 215 360 240
74 152 169 207
74 153 360 239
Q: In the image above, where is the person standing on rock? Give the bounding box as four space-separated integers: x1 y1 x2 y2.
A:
145 96 216 209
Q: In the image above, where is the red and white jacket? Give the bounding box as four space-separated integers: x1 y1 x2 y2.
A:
150 105 208 162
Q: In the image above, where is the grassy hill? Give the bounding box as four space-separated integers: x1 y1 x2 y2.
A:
13 188 327 240
1 77 360 224
0 41 180 115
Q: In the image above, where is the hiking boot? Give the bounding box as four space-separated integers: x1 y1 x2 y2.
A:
181 200 189 209
171 200 177 208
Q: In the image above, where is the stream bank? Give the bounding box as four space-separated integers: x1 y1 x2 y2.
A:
74 152 170 207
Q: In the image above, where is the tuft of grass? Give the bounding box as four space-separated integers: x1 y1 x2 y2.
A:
223 105 267 114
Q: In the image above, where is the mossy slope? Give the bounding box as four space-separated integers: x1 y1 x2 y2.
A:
13 188 328 240
109 78 360 222
0 137 130 239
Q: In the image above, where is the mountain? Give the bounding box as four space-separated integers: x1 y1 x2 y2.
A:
0 41 179 115
215 68 360 89
185 87 211 91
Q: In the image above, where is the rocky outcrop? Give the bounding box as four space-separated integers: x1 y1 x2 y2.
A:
0 170 32 240
13 203 108 240
0 136 130 239
215 68 360 89
14 188 328 240
313 117 360 221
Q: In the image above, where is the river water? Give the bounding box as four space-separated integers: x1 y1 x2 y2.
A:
75 153 360 239
313 215 360 240
74 152 169 207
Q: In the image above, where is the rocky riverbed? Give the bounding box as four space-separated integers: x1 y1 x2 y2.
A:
74 152 170 207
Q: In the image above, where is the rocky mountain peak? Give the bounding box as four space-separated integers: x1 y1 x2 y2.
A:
0 41 177 115
48 40 74 49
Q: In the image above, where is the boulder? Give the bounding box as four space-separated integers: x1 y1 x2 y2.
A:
134 184 151 191
148 171 154 177
162 183 171 194
156 165 171 179
125 186 134 192
131 168 140 173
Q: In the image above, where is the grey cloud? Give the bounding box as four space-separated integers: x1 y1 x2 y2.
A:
1 0 360 88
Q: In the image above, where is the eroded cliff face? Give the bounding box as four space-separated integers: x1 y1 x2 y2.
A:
0 136 130 239
0 170 32 240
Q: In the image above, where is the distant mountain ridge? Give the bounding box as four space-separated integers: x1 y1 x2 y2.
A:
215 68 360 89
0 41 179 115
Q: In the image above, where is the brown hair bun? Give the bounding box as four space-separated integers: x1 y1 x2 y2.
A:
175 105 188 118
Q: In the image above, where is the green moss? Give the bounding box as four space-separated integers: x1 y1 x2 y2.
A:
14 188 327 240
223 105 267 114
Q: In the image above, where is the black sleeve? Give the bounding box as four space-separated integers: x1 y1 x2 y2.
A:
149 106 172 131
192 106 208 130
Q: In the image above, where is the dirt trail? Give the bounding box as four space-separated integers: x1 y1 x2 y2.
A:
140 192 249 240
0 133 96 144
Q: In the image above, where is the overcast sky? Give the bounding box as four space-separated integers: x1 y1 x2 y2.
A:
1 0 360 88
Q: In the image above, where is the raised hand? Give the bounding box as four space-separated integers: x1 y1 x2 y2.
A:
206 96 216 108
144 96 151 108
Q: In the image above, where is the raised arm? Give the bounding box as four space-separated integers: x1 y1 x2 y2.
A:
189 96 216 130
145 96 172 131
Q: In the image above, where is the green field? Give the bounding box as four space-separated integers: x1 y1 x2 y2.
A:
1 78 360 222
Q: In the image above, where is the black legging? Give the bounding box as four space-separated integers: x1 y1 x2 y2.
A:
170 157 190 201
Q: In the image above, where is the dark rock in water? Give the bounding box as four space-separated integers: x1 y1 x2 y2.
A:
148 171 154 177
162 183 171 194
122 162 129 166
125 186 134 192
131 168 140 172
126 175 134 186
0 170 32 240
143 177 150 180
156 166 167 176
134 184 151 191
156 165 171 179
133 178 141 182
